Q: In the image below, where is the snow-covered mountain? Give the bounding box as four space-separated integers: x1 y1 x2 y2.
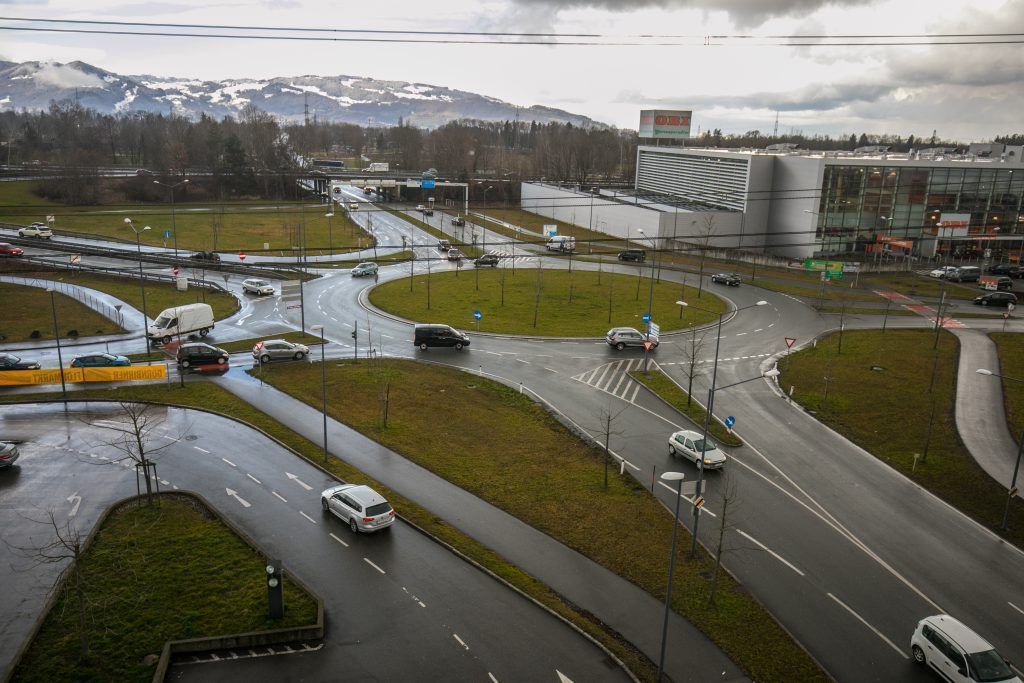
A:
0 60 600 128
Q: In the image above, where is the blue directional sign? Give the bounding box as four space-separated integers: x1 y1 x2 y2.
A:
473 310 482 321
724 416 736 428
164 229 171 239
642 312 652 323
421 179 436 189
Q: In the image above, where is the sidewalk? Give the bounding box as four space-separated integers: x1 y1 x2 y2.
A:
952 328 1021 488
212 369 748 683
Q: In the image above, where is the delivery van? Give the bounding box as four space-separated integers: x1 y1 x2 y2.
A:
148 303 215 344
546 235 576 252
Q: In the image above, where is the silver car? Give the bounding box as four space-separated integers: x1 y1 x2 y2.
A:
252 339 309 363
0 442 19 468
242 278 275 295
321 483 395 533
668 429 726 469
607 327 658 351
351 262 379 277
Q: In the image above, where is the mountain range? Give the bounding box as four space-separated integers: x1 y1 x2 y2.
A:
0 60 600 128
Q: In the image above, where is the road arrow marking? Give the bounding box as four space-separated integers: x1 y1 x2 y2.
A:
286 472 313 491
556 671 574 683
225 488 251 508
66 492 81 517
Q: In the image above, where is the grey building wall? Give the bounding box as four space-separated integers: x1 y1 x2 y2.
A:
766 156 824 258
520 183 661 240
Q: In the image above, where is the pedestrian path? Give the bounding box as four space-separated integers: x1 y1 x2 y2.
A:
874 289 967 328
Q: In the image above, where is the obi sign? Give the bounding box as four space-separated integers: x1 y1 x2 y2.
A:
639 110 692 139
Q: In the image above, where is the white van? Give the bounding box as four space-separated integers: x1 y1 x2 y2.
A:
546 235 576 252
148 303 215 344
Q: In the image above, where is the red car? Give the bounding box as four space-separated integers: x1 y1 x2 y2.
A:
0 243 24 256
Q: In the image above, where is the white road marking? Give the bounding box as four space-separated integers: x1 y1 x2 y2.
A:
543 367 559 373
272 491 287 503
556 671 574 683
299 510 317 524
452 633 469 650
247 473 262 484
486 351 502 356
737 530 805 576
489 673 499 683
516 358 530 364
329 532 349 547
754 328 763 332
66 492 81 517
222 458 236 467
160 434 180 441
160 479 169 486
827 593 907 659
286 472 313 490
364 557 386 574
1009 601 1024 617
735 332 747 336
225 488 251 508
194 446 210 454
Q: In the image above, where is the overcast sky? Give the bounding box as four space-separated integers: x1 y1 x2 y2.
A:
1 0 1022 140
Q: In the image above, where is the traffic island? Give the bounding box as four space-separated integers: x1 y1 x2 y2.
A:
780 329 1024 548
368 268 726 336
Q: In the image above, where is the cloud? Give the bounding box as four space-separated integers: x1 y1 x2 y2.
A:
33 63 105 89
617 80 897 112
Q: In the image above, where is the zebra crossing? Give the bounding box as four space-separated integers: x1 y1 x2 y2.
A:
571 358 649 402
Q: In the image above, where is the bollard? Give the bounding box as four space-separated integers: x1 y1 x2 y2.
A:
620 459 626 475
913 453 920 473
519 382 523 394
651 464 656 492
479 365 483 377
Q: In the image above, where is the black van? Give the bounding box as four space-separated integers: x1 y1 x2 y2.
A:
618 249 646 262
413 324 470 350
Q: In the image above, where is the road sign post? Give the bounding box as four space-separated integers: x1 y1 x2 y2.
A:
473 309 482 333
784 336 797 368
724 415 736 433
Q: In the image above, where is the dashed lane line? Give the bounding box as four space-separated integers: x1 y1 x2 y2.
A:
737 530 805 576
299 510 318 524
272 491 287 503
1009 601 1024 617
364 557 386 574
329 532 349 547
222 458 236 467
453 633 469 650
194 446 210 454
516 358 530 364
543 367 559 373
827 592 907 659
247 473 262 485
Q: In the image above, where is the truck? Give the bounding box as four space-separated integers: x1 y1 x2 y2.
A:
148 303 215 345
546 235 576 253
362 163 389 172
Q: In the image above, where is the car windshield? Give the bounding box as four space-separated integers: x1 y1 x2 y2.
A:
966 649 1014 682
2 354 19 363
153 315 171 328
693 437 717 452
366 502 392 516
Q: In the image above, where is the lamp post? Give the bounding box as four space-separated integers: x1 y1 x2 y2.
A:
312 324 328 462
325 210 334 256
976 368 1024 530
676 299 769 558
638 228 658 372
124 218 151 351
46 288 67 403
656 470 685 682
153 179 189 260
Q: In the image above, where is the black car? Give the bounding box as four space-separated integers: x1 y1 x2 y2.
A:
175 342 229 368
451 216 465 226
190 251 221 262
618 249 646 262
474 253 499 267
0 353 41 370
413 324 470 350
711 273 742 286
988 263 1023 278
974 292 1018 307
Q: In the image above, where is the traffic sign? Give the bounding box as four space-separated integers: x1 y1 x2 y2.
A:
239 252 247 261
694 496 705 509
69 254 81 264
648 322 661 338
473 310 482 321
642 339 656 352
1010 486 1018 498
172 266 180 276
724 416 735 428
642 312 652 323
785 337 797 349
164 229 171 239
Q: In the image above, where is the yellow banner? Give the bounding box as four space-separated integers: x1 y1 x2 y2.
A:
0 364 166 386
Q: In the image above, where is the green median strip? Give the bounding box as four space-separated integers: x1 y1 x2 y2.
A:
12 495 317 682
628 368 744 447
991 333 1024 445
125 331 326 363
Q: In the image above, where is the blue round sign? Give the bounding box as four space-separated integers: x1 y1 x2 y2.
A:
724 416 736 428
642 312 652 323
473 310 482 321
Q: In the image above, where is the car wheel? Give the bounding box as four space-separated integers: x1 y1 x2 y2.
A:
349 517 359 534
260 354 271 363
321 497 329 512
419 343 428 351
669 444 676 456
981 300 988 305
162 335 171 344
615 342 625 351
199 328 210 337
294 351 305 360
217 357 227 365
911 645 925 665
181 359 191 368
455 342 464 350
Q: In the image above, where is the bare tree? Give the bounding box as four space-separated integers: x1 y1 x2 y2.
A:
696 215 716 300
708 471 740 606
90 403 177 505
593 402 628 490
681 326 707 411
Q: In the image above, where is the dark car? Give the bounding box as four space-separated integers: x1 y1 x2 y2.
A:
413 324 470 350
988 263 1023 278
451 216 465 226
980 276 1015 292
175 342 229 368
70 353 130 368
618 249 646 262
974 292 1018 307
0 353 40 370
190 251 221 262
711 273 742 286
0 243 24 257
474 253 499 267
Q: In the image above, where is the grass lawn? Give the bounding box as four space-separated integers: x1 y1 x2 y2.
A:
780 329 1024 548
990 333 1024 445
0 181 368 253
748 277 883 303
382 208 483 258
12 495 317 682
369 268 726 336
629 368 744 447
4 265 239 322
0 283 123 342
864 272 979 300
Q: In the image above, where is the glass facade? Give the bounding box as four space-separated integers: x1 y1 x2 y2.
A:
816 164 1024 257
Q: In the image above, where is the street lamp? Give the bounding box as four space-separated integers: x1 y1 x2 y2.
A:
124 218 151 351
638 228 658 372
324 211 335 256
312 324 328 462
656 470 686 683
153 179 189 260
976 368 1024 530
46 288 67 403
676 299 769 558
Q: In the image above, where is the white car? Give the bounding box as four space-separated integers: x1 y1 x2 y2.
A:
348 202 359 211
929 265 959 279
241 278 275 296
911 614 1019 683
18 223 52 239
667 429 727 469
351 262 379 277
321 484 395 533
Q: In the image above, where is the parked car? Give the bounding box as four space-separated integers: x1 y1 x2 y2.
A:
241 278 275 295
0 243 24 257
189 250 221 262
447 249 464 262
451 216 465 226
70 353 130 368
175 342 229 368
18 223 52 239
948 266 981 282
413 324 470 350
988 263 1023 278
974 292 1018 307
437 239 451 252
351 262 379 277
252 339 309 363
668 429 727 469
606 327 657 351
979 276 1014 291
618 249 646 262
474 253 499 267
910 614 1018 683
0 353 40 370
0 442 19 469
929 265 960 279
711 273 742 286
321 483 395 533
